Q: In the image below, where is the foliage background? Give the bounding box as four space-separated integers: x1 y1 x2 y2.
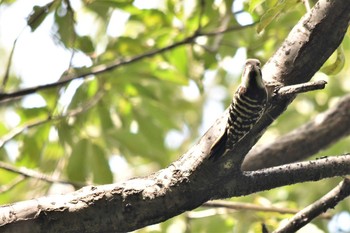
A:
0 0 349 232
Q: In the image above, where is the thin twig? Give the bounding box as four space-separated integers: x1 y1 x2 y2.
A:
0 118 51 148
302 0 311 12
0 176 26 193
199 22 257 36
0 88 105 148
0 23 255 103
202 200 332 219
273 178 350 233
0 161 84 187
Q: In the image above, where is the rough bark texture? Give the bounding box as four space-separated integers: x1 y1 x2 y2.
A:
1 0 350 232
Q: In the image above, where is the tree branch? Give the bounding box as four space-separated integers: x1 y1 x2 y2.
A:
274 80 327 97
0 176 26 194
0 161 84 188
273 178 350 233
242 94 350 170
0 88 104 148
233 155 350 197
1 155 349 232
0 23 254 103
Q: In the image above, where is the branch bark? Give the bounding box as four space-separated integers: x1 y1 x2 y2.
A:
1 0 350 232
273 178 350 233
1 155 350 232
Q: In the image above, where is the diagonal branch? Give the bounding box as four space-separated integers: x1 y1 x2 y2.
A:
0 161 84 188
0 176 26 194
0 23 255 103
0 88 104 148
273 178 350 233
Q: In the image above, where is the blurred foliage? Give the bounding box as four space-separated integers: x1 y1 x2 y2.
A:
0 0 350 232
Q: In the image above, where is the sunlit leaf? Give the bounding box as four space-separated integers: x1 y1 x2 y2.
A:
57 121 75 147
321 46 345 75
75 36 95 54
16 124 50 167
54 1 76 48
67 139 88 182
256 0 299 33
27 1 58 31
248 0 266 13
89 143 113 184
164 47 189 77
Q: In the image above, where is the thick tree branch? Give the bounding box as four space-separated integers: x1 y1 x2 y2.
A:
273 178 350 233
0 0 349 232
1 155 349 232
243 94 350 170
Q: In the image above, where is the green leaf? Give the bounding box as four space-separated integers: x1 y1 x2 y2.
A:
248 0 266 13
67 139 112 184
97 101 116 131
89 144 113 184
0 0 16 5
256 0 299 33
152 63 189 85
16 124 50 167
27 1 58 31
54 2 76 48
164 47 189 77
130 9 170 29
16 106 49 123
67 139 88 183
43 141 64 160
57 121 75 147
85 0 134 19
75 36 95 54
321 46 346 75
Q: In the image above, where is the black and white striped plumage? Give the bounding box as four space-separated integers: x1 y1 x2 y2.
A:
209 59 267 160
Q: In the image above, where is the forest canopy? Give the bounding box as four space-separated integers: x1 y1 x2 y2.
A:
0 0 350 232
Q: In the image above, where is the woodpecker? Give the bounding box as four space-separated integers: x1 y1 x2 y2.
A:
209 59 267 160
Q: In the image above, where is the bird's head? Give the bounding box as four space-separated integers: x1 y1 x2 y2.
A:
241 58 265 90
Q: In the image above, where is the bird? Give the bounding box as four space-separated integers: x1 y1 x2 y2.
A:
209 59 267 160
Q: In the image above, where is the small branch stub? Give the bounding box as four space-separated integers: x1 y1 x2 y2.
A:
276 80 327 97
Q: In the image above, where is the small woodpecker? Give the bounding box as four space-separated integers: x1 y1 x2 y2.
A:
209 59 267 160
